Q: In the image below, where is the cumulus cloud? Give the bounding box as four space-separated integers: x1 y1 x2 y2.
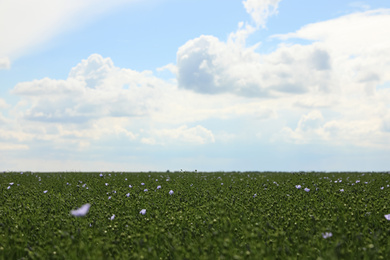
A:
9 54 271 152
177 8 390 101
11 54 168 123
176 35 333 96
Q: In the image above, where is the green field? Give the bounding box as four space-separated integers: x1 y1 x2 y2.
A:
1 171 390 259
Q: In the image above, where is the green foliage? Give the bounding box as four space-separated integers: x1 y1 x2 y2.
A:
1 171 390 259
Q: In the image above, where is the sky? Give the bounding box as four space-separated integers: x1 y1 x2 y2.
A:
1 0 390 172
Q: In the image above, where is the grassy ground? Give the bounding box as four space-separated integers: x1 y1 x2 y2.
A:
1 171 390 259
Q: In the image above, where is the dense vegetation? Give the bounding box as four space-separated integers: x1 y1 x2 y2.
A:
1 171 390 259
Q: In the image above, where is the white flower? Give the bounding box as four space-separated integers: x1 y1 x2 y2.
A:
110 214 115 220
71 203 91 217
322 232 333 239
105 183 108 186
43 190 48 193
304 188 310 192
295 185 301 189
169 190 174 195
157 185 161 189
140 209 146 215
385 214 390 221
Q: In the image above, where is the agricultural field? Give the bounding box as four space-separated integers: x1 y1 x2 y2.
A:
1 171 390 259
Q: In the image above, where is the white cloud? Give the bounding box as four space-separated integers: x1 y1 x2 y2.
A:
4 5 390 171
0 57 10 69
228 0 281 46
0 98 9 109
0 142 29 151
242 0 281 28
273 9 390 57
0 0 138 60
11 54 168 123
141 125 215 145
176 35 333 97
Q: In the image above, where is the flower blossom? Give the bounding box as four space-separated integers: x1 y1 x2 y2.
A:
322 232 333 239
71 203 91 217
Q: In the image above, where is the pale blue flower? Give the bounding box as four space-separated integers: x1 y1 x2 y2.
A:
140 209 146 215
322 232 332 239
385 214 390 220
340 189 344 192
126 193 130 197
71 203 91 217
43 190 48 193
169 190 174 195
129 185 132 188
105 183 108 186
304 188 310 192
295 185 301 189
144 189 148 192
157 185 161 189
110 214 115 220
141 183 145 186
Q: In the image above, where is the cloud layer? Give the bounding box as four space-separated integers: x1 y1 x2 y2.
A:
2 2 390 171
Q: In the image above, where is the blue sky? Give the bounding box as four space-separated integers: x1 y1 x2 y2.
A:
1 0 390 172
